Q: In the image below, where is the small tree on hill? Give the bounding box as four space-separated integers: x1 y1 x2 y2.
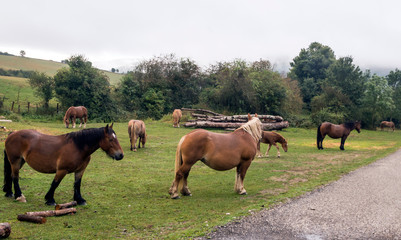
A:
28 71 54 109
20 50 26 57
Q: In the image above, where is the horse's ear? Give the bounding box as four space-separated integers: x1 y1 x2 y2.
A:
105 124 109 133
255 113 258 118
110 122 114 129
247 113 252 121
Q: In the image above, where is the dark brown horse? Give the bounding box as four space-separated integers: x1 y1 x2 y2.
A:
172 109 182 128
128 120 147 151
257 131 288 158
3 124 123 205
317 121 361 150
64 106 88 128
380 121 395 132
169 114 262 199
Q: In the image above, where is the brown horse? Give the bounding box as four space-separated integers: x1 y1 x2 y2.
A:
317 121 361 151
128 120 147 151
169 114 262 199
257 131 288 158
172 109 182 128
380 121 395 132
3 124 123 205
64 106 88 128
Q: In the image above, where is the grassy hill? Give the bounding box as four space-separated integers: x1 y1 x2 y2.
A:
0 54 123 85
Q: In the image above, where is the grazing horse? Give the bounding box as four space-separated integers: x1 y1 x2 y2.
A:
128 120 147 151
64 106 88 128
380 121 395 132
317 121 361 151
169 114 262 199
3 124 124 205
257 131 288 158
172 109 182 128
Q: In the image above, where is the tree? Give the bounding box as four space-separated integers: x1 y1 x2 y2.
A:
387 69 401 125
288 42 336 106
54 55 116 121
20 50 26 57
28 71 54 109
361 75 395 129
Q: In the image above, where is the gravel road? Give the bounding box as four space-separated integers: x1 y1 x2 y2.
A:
203 149 401 239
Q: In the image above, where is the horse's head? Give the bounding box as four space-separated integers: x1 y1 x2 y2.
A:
64 108 71 128
355 121 361 133
281 139 288 152
100 123 124 160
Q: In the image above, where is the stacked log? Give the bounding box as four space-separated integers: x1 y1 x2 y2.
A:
182 108 289 130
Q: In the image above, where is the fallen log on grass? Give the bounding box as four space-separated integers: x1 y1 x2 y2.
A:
25 208 77 217
55 201 77 210
17 215 47 224
0 222 11 238
184 121 289 131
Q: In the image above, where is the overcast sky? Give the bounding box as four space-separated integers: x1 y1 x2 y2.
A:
1 0 400 73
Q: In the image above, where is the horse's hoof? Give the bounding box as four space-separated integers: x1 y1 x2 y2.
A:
45 200 56 206
277 156 280 158
16 194 27 203
171 194 180 199
181 192 192 196
239 191 247 195
5 193 14 198
134 149 137 152
78 201 87 206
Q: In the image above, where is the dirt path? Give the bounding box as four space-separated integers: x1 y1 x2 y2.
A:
203 149 401 239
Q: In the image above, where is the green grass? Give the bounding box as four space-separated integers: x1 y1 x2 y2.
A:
0 55 123 85
1 121 401 239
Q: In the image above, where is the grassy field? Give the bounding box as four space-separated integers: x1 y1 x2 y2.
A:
0 54 123 85
0 120 400 239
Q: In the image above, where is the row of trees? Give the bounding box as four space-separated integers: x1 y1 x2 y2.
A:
27 43 401 128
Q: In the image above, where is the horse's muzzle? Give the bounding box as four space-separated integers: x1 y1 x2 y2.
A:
113 152 124 160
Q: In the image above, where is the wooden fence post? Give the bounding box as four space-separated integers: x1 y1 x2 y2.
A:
57 103 59 114
11 101 14 111
28 102 30 113
18 105 20 113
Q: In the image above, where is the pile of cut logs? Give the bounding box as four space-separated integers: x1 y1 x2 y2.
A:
182 108 289 131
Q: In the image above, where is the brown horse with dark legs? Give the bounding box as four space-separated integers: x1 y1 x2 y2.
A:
169 114 262 199
257 131 288 158
172 109 182 128
3 124 123 205
380 121 395 132
128 120 147 151
317 121 361 151
64 106 88 128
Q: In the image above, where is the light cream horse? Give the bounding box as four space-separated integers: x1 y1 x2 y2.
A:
169 114 262 199
128 120 147 151
172 109 182 128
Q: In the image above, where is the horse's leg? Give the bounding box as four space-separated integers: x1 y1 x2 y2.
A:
170 162 193 199
340 136 347 151
180 168 192 196
256 141 262 157
73 161 90 205
44 169 68 205
78 118 83 128
10 158 26 202
72 116 76 128
138 136 142 149
141 135 146 148
265 144 272 157
320 134 326 150
235 161 252 195
274 143 281 158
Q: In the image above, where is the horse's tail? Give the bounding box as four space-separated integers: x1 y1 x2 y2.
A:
175 135 186 173
3 149 12 195
317 124 322 149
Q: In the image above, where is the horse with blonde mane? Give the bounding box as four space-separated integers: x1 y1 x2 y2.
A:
380 121 395 132
128 120 147 151
64 106 88 128
257 131 288 158
172 109 182 128
169 114 262 199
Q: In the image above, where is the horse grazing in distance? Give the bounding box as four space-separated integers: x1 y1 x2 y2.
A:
128 120 147 151
380 121 395 132
169 114 262 199
3 124 124 205
64 106 88 128
317 121 361 151
172 109 182 128
257 131 288 158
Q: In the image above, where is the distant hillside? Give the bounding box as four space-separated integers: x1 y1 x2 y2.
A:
0 54 123 85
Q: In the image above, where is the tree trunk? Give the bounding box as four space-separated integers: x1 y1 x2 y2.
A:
0 222 11 238
25 208 77 217
55 201 77 210
17 215 47 224
184 121 289 130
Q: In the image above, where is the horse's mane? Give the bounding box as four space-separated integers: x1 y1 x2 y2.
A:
66 127 113 150
343 121 356 129
63 107 72 121
237 118 262 142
